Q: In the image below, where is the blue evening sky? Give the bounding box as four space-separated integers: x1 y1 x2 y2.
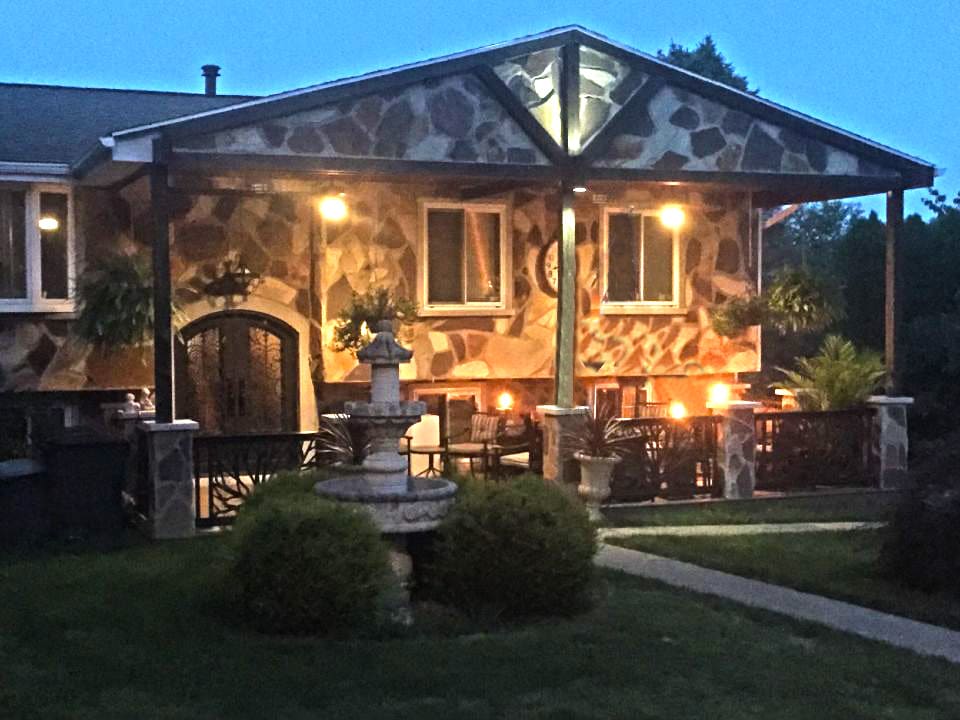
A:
1 0 955 218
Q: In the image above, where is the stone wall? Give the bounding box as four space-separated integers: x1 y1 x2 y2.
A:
0 176 759 417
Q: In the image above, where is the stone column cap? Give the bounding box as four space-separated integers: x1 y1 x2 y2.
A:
866 395 914 406
707 400 762 411
138 419 200 432
536 404 590 416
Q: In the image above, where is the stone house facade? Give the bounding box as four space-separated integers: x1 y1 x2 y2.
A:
0 26 934 439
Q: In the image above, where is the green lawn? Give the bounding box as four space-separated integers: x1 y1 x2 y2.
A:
609 530 960 631
602 490 900 527
2 537 960 719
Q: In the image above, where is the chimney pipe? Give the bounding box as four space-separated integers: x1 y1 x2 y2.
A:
201 64 220 96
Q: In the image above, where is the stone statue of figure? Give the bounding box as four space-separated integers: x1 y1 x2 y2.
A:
122 393 141 414
139 387 155 410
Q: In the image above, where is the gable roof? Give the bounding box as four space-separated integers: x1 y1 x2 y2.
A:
106 25 934 186
0 83 253 165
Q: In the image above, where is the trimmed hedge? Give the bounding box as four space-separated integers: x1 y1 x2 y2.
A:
424 475 597 619
222 474 389 634
880 487 960 596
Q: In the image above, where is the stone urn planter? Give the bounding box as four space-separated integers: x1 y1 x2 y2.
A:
574 452 620 521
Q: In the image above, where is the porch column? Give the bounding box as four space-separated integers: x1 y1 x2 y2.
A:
884 189 904 394
149 139 174 423
866 395 913 489
710 401 760 499
554 186 577 407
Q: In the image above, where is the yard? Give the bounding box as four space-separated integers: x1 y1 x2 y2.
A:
2 535 960 719
609 529 960 631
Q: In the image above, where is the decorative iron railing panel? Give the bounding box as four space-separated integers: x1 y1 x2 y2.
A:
754 409 877 491
608 416 721 503
193 431 321 527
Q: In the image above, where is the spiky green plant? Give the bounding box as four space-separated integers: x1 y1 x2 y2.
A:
331 288 417 354
765 265 843 334
773 335 885 410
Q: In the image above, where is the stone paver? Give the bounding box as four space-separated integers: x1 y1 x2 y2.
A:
599 521 884 539
597 543 960 664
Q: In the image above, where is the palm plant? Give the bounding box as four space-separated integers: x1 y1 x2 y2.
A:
773 334 885 410
765 265 843 334
563 405 622 459
315 413 368 466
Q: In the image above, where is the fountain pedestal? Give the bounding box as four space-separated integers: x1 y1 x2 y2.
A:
315 321 457 619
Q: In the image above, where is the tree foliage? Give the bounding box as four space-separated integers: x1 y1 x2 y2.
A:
658 35 753 92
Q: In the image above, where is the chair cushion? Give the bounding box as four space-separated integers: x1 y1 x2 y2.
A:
499 452 529 469
469 414 500 442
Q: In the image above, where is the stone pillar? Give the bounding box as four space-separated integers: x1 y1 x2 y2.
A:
710 401 760 499
866 396 913 489
537 405 589 491
137 419 198 539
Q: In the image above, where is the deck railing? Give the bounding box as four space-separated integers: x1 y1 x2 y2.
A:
754 408 877 491
193 431 321 527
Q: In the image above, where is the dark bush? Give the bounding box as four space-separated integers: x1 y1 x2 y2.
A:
880 487 960 595
424 475 597 619
223 478 389 634
239 468 327 513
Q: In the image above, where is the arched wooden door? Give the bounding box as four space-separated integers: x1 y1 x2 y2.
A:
176 311 299 434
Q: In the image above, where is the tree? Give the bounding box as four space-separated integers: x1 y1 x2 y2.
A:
657 36 753 93
765 201 863 278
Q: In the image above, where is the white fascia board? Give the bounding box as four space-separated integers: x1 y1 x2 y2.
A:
0 161 71 183
109 132 159 163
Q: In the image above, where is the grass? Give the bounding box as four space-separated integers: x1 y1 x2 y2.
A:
609 530 960 631
602 489 900 527
2 536 960 719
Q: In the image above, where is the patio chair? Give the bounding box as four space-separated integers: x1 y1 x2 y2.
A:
444 412 503 477
494 416 543 478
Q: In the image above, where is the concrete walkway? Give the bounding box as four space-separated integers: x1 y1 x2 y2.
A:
600 521 884 539
597 544 960 664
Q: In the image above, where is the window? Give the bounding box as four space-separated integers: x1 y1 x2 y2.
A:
601 208 681 312
420 201 510 315
0 184 74 312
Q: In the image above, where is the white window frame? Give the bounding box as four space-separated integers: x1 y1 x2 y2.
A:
600 206 682 315
0 182 76 313
418 200 512 317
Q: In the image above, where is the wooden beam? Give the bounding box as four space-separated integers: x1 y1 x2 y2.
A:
554 186 577 407
473 66 566 166
578 77 665 164
885 188 904 394
560 43 581 156
150 139 174 423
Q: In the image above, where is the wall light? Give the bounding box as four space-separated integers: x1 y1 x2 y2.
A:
659 205 685 230
668 401 688 420
496 391 514 412
38 216 60 231
572 186 588 194
319 195 348 222
708 382 732 407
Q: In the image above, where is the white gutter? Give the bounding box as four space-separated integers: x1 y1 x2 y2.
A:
0 161 72 183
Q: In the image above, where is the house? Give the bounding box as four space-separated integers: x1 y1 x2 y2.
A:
0 26 935 445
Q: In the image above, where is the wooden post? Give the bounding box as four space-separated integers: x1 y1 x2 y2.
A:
884 189 904 394
554 187 577 408
150 140 174 423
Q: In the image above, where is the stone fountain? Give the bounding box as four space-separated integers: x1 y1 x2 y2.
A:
315 320 457 612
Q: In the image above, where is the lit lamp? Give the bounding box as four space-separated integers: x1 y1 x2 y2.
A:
319 194 348 222
38 216 60 231
659 205 685 230
496 391 514 413
707 382 732 408
668 401 687 420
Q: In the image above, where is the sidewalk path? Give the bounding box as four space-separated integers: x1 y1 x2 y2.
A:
599 521 884 539
597 544 960 664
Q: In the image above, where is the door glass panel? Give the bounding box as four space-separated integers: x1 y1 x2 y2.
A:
39 193 69 299
0 190 26 298
427 209 464 303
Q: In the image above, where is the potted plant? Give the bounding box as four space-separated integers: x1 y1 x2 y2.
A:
564 409 622 520
315 413 368 469
331 288 418 354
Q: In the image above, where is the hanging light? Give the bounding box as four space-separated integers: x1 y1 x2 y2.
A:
496 391 514 412
668 401 688 420
38 216 60 231
708 382 732 407
319 195 348 221
659 205 685 230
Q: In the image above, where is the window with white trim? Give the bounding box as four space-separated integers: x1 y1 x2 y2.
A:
601 208 681 311
0 184 74 312
420 201 509 314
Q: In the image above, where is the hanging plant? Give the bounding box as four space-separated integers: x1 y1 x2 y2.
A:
331 287 418 354
75 252 181 347
710 295 767 338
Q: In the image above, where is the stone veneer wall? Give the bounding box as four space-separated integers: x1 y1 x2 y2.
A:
0 176 759 416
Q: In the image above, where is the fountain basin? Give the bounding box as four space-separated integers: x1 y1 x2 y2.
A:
315 475 457 534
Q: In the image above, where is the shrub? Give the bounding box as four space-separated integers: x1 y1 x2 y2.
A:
239 468 327 513
424 475 597 619
880 487 960 596
772 334 885 410
223 481 389 634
